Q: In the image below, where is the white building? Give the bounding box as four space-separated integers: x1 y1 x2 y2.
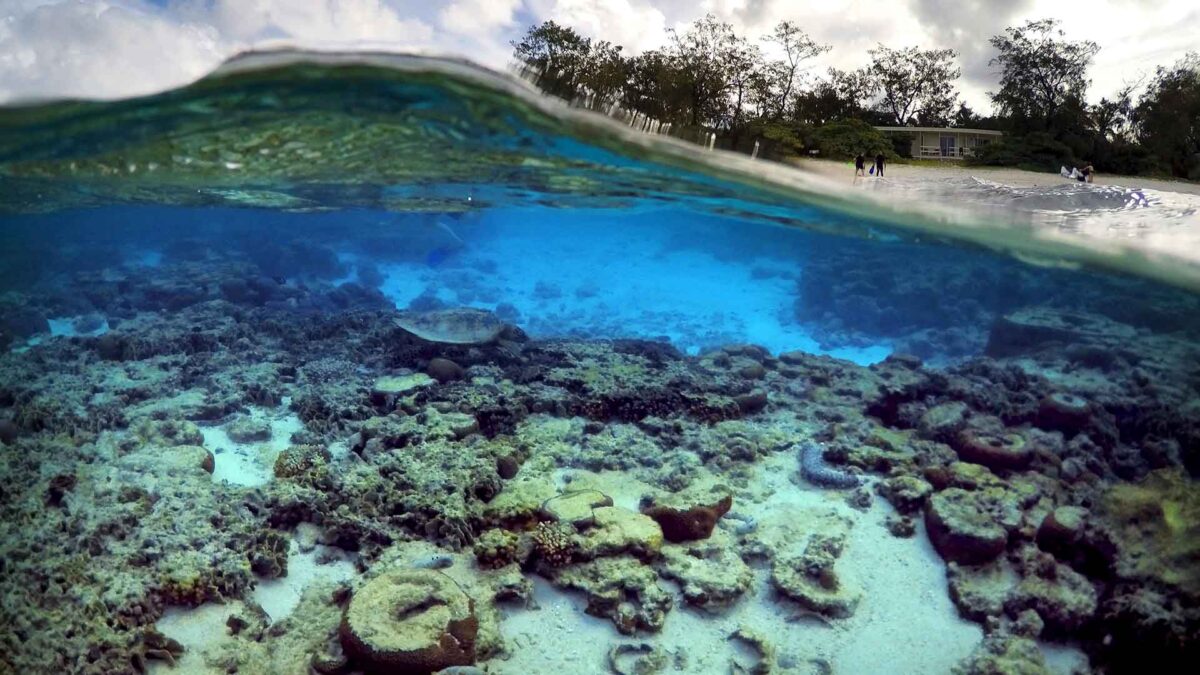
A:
875 126 1004 159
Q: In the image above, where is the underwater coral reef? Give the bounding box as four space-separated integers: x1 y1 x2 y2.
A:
1 246 1198 675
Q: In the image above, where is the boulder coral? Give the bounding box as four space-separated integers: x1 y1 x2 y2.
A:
639 485 733 542
925 488 1011 565
953 427 1033 471
339 569 478 674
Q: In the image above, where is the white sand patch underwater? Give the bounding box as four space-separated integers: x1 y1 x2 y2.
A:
150 602 237 675
252 539 357 623
203 404 304 487
151 528 357 675
500 454 1088 675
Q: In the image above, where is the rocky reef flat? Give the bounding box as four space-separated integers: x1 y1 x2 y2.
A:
1 253 1198 675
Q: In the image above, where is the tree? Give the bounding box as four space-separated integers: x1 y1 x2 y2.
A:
809 119 896 159
581 40 629 103
760 21 830 120
793 67 874 126
1134 53 1200 178
666 14 741 127
952 102 980 127
988 19 1099 132
622 50 678 121
724 37 764 131
510 22 630 106
1090 83 1135 142
511 21 594 99
865 45 960 126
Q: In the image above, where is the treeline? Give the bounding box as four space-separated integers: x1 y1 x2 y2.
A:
512 16 1200 179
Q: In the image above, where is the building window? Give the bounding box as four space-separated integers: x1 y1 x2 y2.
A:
939 134 956 157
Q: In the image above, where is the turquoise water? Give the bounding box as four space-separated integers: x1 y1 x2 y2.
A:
1 52 1197 675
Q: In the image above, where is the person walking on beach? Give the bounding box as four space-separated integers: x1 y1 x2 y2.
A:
874 152 886 177
854 153 866 177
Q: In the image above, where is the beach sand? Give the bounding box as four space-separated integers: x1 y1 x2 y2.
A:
791 157 1200 195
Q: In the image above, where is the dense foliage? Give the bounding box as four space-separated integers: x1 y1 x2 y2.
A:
1135 54 1200 179
808 119 896 161
988 19 1098 132
513 15 1200 178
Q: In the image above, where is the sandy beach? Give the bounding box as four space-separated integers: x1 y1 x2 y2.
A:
791 157 1200 195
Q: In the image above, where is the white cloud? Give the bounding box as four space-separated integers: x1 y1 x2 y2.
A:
0 1 223 101
0 0 440 102
532 0 668 52
0 0 1196 107
206 0 435 44
438 0 521 38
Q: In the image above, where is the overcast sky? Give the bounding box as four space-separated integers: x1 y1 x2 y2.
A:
1 0 1197 109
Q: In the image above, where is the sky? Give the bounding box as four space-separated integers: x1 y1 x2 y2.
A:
0 0 1197 109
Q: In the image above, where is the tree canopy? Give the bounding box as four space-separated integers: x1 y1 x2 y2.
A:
866 45 960 126
988 19 1099 131
511 15 1199 176
1134 53 1200 178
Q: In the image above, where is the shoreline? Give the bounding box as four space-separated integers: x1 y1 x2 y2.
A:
789 157 1200 195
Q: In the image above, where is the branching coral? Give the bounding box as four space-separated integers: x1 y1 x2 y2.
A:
531 521 576 567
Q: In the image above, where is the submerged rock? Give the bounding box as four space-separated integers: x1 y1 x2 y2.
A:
0 418 18 445
948 561 1016 622
541 489 613 527
372 373 435 401
607 642 667 675
472 528 523 569
227 416 271 443
1098 469 1200 596
1007 554 1098 636
772 532 862 619
877 475 933 514
578 506 664 560
427 357 465 383
952 632 1049 675
657 531 752 611
639 485 733 542
549 557 672 634
985 307 1135 358
925 488 1010 565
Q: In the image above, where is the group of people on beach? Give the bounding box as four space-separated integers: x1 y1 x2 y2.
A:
850 149 1098 184
854 153 886 178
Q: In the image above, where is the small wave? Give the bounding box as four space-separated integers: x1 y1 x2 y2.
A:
0 49 1198 292
966 176 1157 212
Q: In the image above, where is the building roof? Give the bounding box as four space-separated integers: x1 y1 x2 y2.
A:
874 126 1004 135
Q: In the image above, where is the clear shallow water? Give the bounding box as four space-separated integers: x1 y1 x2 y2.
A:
1 51 1198 675
865 174 1200 265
